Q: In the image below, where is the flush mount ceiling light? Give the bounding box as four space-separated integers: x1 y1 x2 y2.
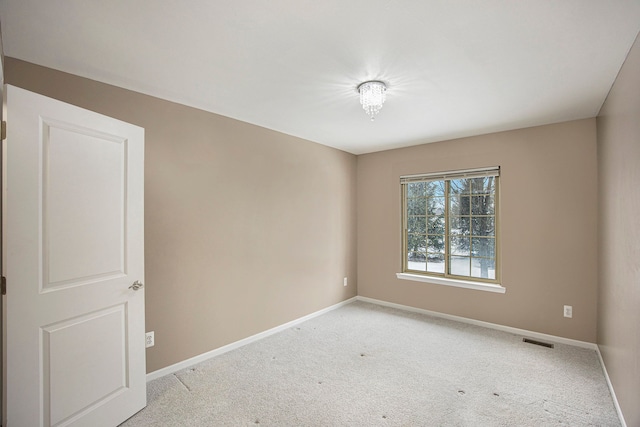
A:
357 80 387 121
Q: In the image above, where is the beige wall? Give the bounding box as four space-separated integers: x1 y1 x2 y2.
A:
5 58 358 373
357 119 598 342
596 34 640 427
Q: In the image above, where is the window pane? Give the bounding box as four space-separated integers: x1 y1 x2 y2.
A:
427 216 445 235
407 182 427 198
471 195 495 215
471 237 495 258
449 256 470 276
427 235 445 253
407 197 426 216
449 195 471 216
407 252 426 271
427 197 445 216
470 177 495 194
407 234 426 253
449 236 470 256
427 253 445 273
449 216 470 236
471 217 495 236
407 216 426 234
428 181 445 197
450 179 470 195
471 258 496 279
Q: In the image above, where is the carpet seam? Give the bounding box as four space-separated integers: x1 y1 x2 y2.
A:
173 373 191 392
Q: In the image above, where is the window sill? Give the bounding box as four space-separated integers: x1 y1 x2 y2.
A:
396 273 506 294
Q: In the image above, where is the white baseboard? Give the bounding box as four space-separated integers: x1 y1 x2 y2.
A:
595 346 627 427
146 296 358 382
356 296 597 350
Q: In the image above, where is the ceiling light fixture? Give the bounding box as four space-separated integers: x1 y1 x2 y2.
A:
357 80 387 121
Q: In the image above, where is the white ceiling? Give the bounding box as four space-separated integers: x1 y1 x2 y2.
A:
1 1 639 154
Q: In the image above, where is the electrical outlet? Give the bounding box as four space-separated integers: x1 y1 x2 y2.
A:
145 331 155 348
563 305 573 318
343 277 348 287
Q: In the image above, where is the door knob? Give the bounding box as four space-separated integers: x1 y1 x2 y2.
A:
129 280 144 291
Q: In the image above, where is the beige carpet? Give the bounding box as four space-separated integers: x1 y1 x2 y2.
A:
121 301 620 426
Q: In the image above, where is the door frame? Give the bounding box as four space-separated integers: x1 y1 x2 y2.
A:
1 19 6 426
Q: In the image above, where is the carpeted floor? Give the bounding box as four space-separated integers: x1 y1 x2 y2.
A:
121 301 621 426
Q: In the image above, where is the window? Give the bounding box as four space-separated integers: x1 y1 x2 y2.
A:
401 167 499 283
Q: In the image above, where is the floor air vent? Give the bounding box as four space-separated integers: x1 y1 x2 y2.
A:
523 338 554 348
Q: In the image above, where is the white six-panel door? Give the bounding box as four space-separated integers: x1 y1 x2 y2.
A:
5 85 146 427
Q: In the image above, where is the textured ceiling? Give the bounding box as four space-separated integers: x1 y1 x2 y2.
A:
1 0 639 154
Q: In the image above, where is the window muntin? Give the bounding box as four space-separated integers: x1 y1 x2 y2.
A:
402 168 499 283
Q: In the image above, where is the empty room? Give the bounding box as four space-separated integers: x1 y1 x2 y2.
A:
1 1 639 426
